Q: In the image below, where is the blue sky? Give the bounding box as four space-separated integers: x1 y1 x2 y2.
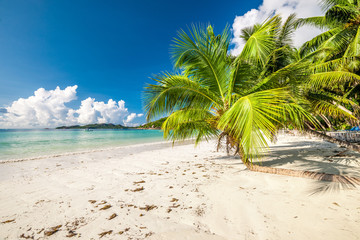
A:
0 0 321 128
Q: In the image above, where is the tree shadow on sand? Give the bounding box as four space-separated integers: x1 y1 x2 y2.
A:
214 138 360 195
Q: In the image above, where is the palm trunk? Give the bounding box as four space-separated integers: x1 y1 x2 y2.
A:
319 114 334 131
238 135 360 185
244 162 360 185
304 129 360 153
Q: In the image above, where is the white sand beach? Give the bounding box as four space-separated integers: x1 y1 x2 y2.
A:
0 133 360 240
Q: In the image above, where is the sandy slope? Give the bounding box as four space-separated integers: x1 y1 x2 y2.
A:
0 134 359 240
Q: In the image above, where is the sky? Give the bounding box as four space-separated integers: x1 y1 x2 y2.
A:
0 0 322 128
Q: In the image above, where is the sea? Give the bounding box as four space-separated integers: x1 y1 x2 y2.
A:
0 129 165 161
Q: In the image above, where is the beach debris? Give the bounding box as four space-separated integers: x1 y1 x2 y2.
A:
85 185 95 191
99 230 112 238
133 180 145 184
167 208 172 213
169 186 173 189
37 228 44 234
44 225 62 236
1 219 15 224
170 198 178 202
131 186 144 192
64 217 86 236
35 200 45 204
88 200 96 204
100 204 112 210
139 205 157 211
333 202 340 207
195 206 205 216
19 233 34 239
118 228 130 235
108 213 117 220
66 230 77 238
140 213 145 217
145 232 154 238
169 204 180 208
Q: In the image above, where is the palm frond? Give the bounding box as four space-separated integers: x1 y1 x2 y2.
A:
309 71 360 89
295 16 330 30
277 13 297 47
325 4 359 23
319 0 352 11
310 56 360 72
162 108 219 144
218 88 290 162
143 73 220 121
240 15 282 67
228 57 261 97
171 24 231 98
344 25 360 57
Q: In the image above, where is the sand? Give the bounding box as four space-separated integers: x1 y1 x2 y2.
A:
0 133 359 239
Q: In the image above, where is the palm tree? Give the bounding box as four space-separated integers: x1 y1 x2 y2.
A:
144 15 314 166
297 0 360 58
296 0 360 129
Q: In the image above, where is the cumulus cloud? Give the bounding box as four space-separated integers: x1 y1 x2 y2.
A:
123 113 144 127
231 0 323 55
0 86 143 128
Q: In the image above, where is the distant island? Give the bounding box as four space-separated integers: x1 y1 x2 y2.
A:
56 117 167 130
56 123 128 129
136 117 166 129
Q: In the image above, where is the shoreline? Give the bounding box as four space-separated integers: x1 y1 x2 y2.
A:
0 139 195 164
0 134 359 239
0 128 165 163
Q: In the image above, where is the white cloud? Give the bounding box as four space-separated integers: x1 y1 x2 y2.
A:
0 86 144 128
123 113 144 127
231 0 323 55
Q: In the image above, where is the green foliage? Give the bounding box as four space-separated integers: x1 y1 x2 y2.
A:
144 3 360 162
144 16 317 163
296 0 360 128
139 117 167 129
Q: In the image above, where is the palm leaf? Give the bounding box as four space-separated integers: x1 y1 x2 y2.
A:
144 73 220 121
309 71 360 89
162 108 219 144
218 88 289 161
240 15 281 67
171 24 231 98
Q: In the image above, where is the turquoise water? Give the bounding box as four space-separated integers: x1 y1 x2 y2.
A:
0 129 165 161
